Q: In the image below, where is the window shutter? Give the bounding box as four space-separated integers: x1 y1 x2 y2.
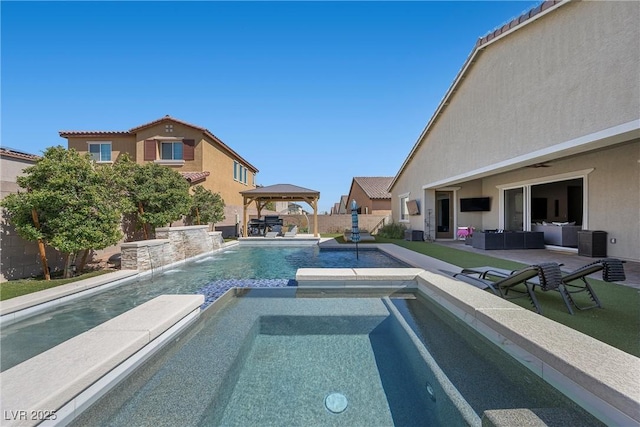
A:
144 139 156 161
183 139 195 161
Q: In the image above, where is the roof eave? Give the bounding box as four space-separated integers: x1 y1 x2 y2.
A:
389 0 569 192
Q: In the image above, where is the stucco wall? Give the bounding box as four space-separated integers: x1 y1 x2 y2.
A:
1 156 66 281
66 135 136 162
397 1 639 187
201 134 256 207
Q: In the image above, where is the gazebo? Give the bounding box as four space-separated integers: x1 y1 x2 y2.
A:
240 184 320 237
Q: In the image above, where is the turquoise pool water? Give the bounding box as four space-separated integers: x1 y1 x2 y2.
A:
1 246 406 371
71 289 601 426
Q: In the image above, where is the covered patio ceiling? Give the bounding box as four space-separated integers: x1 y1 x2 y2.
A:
239 184 321 237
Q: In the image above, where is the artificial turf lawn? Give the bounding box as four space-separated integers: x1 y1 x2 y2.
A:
374 237 640 357
0 270 112 301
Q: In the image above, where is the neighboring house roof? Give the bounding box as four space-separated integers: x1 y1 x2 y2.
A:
58 131 130 137
180 171 210 184
353 177 393 199
0 147 40 162
59 115 258 173
389 0 568 190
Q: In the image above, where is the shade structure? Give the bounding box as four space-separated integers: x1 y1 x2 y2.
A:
351 200 360 259
240 184 320 237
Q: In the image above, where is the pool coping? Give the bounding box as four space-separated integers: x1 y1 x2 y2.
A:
0 294 204 427
0 270 139 324
416 271 640 426
295 268 640 426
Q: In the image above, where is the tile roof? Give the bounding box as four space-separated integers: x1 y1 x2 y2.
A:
58 131 130 137
353 177 393 199
0 147 40 162
476 0 563 48
59 115 258 173
179 171 210 184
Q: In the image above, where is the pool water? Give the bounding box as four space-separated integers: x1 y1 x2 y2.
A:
71 293 476 427
1 246 407 371
71 289 601 426
392 294 602 424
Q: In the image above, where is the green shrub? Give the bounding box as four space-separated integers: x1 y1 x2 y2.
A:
376 222 407 239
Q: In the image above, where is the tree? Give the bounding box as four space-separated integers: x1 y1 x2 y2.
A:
1 146 124 278
128 162 191 236
189 185 225 228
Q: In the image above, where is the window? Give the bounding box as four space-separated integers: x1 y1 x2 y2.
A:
400 195 409 221
160 142 183 160
88 142 112 162
234 161 249 184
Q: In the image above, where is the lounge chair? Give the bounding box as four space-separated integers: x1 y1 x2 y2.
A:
284 225 298 238
460 258 626 314
549 258 625 312
452 263 564 314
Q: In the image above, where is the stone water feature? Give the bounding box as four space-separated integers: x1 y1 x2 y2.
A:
121 225 224 271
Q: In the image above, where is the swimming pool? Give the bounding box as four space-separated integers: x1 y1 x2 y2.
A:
70 288 601 426
1 246 407 371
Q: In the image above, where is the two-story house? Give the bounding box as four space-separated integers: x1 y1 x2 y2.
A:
60 115 258 224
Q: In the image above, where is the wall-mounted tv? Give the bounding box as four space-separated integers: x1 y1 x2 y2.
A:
460 197 491 212
406 199 420 215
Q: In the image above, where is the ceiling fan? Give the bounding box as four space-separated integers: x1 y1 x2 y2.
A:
527 162 552 168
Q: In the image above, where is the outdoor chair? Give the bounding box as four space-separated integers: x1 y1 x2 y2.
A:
550 258 626 312
452 263 565 314
459 258 626 314
284 225 298 237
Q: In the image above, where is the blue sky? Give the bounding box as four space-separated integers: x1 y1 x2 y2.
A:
2 1 540 213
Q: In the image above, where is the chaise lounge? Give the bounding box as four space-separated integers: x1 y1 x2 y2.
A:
284 225 298 237
451 263 564 314
458 258 626 315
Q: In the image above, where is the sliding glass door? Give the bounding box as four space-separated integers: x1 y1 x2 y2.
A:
504 187 524 231
500 176 586 231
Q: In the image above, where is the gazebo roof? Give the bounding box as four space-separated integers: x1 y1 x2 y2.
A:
240 184 320 199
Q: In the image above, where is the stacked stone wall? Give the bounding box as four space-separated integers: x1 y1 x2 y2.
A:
121 226 224 271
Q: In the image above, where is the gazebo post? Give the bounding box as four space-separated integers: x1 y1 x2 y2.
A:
242 197 247 237
313 198 318 237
